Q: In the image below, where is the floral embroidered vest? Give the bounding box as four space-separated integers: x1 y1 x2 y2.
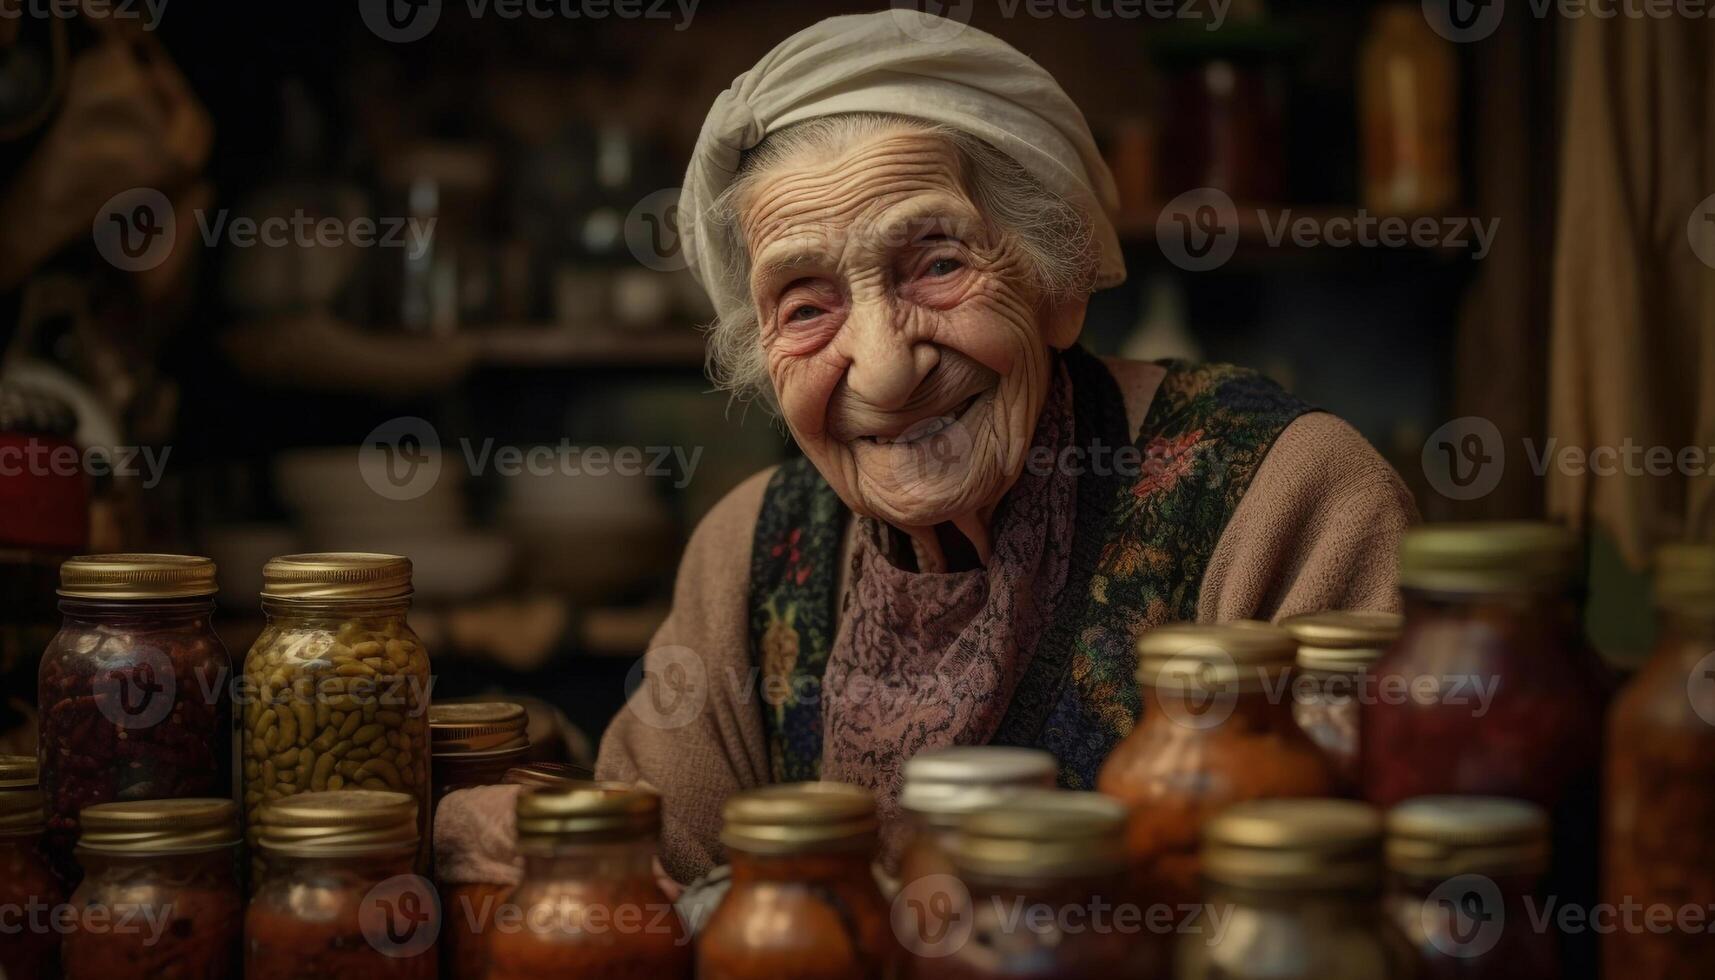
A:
746 346 1312 788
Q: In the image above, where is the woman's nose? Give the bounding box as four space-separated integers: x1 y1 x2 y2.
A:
842 298 937 410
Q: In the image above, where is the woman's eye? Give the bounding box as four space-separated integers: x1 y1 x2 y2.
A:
925 256 963 278
787 304 822 322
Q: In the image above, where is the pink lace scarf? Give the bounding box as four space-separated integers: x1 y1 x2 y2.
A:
819 363 1078 855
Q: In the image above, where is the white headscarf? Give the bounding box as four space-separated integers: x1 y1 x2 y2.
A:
679 9 1127 324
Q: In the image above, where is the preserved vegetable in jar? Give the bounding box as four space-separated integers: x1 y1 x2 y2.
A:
895 746 1056 889
62 798 242 980
700 781 902 980
241 554 431 884
908 789 1157 979
1385 796 1556 978
1281 611 1401 794
246 790 438 979
1604 543 1715 980
429 702 529 806
39 554 232 881
485 782 691 979
1178 799 1413 980
0 755 62 980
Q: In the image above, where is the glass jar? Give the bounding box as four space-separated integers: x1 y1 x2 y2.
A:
486 782 691 978
1282 611 1401 794
39 554 232 882
1179 799 1412 980
1604 543 1715 980
1097 624 1337 912
700 781 902 979
62 798 242 979
241 554 432 884
909 789 1157 979
1385 796 1556 978
428 701 529 806
896 746 1057 889
0 755 62 980
246 790 438 979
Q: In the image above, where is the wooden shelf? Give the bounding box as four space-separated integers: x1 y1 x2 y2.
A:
475 325 705 369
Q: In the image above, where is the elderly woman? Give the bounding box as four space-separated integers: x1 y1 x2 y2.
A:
440 10 1414 887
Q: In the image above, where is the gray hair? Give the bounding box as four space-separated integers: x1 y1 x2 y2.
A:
702 113 1098 412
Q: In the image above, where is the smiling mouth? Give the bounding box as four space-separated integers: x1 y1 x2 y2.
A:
862 392 983 446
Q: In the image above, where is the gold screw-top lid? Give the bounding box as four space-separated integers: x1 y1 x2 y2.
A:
255 790 418 857
58 554 217 600
77 798 239 854
430 702 530 755
1203 799 1384 890
1386 796 1550 879
1654 543 1715 612
261 553 413 600
720 782 877 855
949 789 1126 880
0 756 43 834
899 747 1058 828
515 782 660 843
503 762 595 790
1398 522 1580 594
1282 611 1403 673
1135 622 1297 689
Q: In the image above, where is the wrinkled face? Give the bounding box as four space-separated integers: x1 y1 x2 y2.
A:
743 130 1071 530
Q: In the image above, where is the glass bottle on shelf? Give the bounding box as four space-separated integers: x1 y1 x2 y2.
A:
1360 3 1459 214
0 755 62 980
895 745 1057 888
1281 610 1402 794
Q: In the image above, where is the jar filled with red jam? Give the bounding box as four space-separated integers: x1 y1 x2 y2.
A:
1281 611 1401 795
0 755 62 980
485 781 690 979
1385 796 1556 979
1604 543 1715 980
63 798 242 980
1178 799 1413 980
39 554 232 881
895 746 1057 889
246 790 438 979
700 781 903 980
912 789 1157 979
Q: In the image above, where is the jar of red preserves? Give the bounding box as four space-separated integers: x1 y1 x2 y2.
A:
895 746 1057 889
485 781 690 979
39 554 232 882
246 790 438 979
1281 611 1401 795
63 798 242 979
908 789 1157 979
700 782 902 979
1604 543 1715 980
1097 624 1337 911
0 755 62 980
428 702 529 807
1178 799 1413 980
1385 796 1556 978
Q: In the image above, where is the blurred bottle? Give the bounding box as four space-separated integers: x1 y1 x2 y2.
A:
1360 5 1458 214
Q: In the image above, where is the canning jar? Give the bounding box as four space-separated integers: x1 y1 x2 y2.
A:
910 789 1156 979
1097 624 1336 911
1281 611 1401 794
241 554 431 884
246 790 438 979
486 782 691 978
429 702 529 806
39 554 232 881
700 782 902 980
0 755 62 980
1178 799 1413 980
895 746 1057 889
1385 796 1556 978
1604 543 1715 980
62 798 242 979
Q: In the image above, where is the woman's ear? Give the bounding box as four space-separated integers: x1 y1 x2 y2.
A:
1041 295 1089 350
